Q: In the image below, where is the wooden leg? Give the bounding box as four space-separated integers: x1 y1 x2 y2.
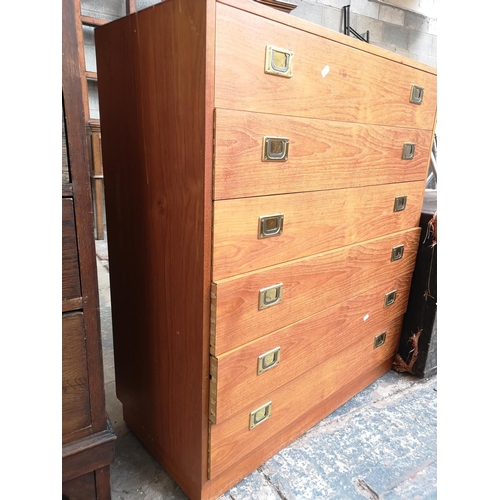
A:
95 466 111 500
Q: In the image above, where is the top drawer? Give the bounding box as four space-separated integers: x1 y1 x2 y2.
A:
215 3 437 130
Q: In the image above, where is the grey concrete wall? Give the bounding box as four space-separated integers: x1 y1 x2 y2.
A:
82 0 436 118
289 0 437 67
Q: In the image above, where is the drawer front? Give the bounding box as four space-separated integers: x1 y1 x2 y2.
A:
62 312 91 441
209 315 403 479
211 228 420 355
212 272 412 424
215 3 436 129
62 198 82 311
214 109 433 200
213 181 424 280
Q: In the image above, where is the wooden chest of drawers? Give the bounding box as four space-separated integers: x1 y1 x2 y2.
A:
95 1 437 498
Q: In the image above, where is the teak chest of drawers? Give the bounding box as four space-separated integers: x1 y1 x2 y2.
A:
95 1 437 498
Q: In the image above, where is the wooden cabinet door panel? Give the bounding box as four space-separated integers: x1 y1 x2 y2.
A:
62 312 91 442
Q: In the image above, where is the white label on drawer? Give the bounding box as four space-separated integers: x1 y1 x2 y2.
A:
363 314 370 321
321 65 330 78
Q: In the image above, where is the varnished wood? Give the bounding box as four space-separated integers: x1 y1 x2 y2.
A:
126 0 137 15
63 0 114 494
213 272 412 423
62 422 116 482
95 1 216 494
212 228 420 355
62 471 96 500
62 198 82 307
214 109 432 199
63 297 84 313
62 105 70 183
87 123 105 240
213 181 425 280
81 15 107 27
62 312 91 441
215 3 437 129
63 0 106 432
94 0 437 497
210 316 403 478
94 466 112 500
204 358 392 498
253 0 297 13
220 0 436 75
63 183 74 197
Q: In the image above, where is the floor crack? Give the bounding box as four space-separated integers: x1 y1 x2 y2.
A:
355 479 380 500
259 467 287 500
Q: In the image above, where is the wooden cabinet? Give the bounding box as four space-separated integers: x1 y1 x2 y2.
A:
94 1 437 499
62 0 115 497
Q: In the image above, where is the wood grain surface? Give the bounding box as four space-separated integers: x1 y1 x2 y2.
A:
95 0 215 494
204 358 391 497
62 198 82 309
212 228 420 355
62 312 91 441
215 3 437 129
62 471 96 500
62 105 70 183
63 0 106 434
219 0 437 75
62 424 116 483
212 272 412 423
213 181 425 280
209 315 403 478
214 109 433 199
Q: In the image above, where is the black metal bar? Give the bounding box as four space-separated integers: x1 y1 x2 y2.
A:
343 5 350 36
343 4 370 43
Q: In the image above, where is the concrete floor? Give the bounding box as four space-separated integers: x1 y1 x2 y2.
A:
95 243 437 500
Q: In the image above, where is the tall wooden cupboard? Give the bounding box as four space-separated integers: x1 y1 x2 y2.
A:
95 1 437 499
62 0 115 497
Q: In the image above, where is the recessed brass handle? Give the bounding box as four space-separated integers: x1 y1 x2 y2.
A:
262 136 289 161
258 214 284 239
394 196 407 212
402 142 416 160
410 84 424 104
391 244 404 262
249 401 272 429
259 283 283 310
257 347 281 375
384 290 397 307
374 332 387 349
265 45 294 78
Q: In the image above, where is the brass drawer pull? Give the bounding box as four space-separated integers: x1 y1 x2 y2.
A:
402 142 415 160
374 332 387 349
249 401 272 429
259 283 283 310
391 244 404 262
262 136 289 161
258 214 284 239
265 45 294 78
384 290 397 308
257 347 281 375
410 84 424 104
393 195 407 212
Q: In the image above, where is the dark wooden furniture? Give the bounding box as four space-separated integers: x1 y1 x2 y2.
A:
95 1 437 498
62 0 115 497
